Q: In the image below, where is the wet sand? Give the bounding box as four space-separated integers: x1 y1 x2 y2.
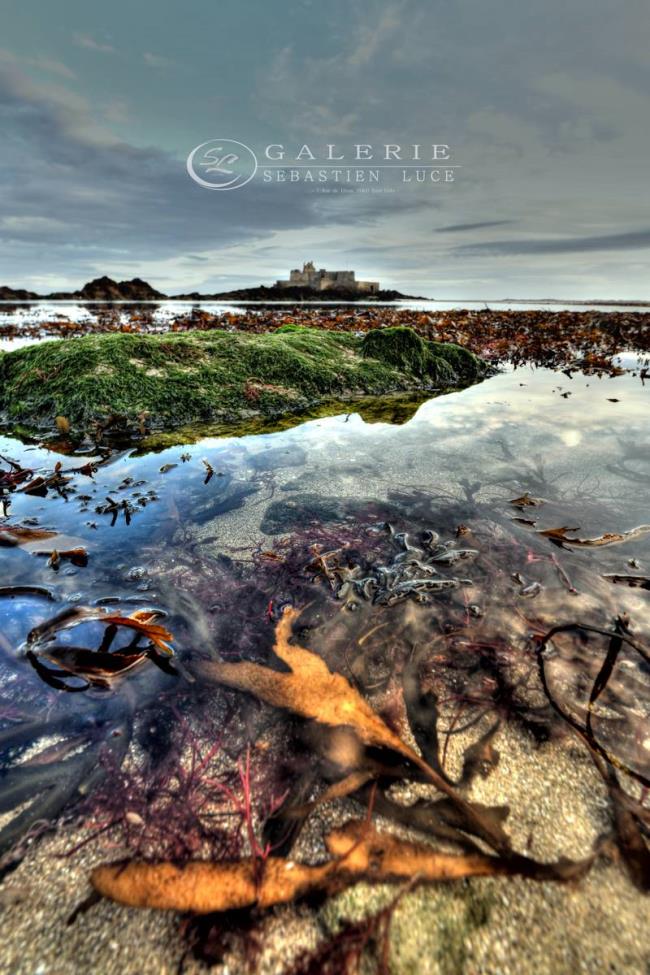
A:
2 718 649 975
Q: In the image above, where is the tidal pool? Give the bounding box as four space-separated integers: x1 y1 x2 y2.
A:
0 357 649 974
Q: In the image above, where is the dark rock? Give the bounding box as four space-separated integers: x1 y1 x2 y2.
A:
260 494 401 534
76 277 166 301
172 285 422 301
0 286 39 301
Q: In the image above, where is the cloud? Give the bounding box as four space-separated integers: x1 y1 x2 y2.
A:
72 32 115 54
3 0 650 298
143 52 173 68
105 98 129 123
0 48 76 80
436 220 515 233
454 229 650 256
346 2 406 67
30 56 76 80
0 57 122 147
0 215 68 234
0 57 408 291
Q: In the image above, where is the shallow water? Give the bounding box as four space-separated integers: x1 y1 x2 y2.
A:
2 362 648 594
1 296 650 336
2 359 648 739
1 353 649 967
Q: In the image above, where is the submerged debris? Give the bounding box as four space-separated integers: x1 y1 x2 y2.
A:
0 525 58 547
24 606 176 691
90 816 593 915
87 607 603 931
309 523 477 608
604 574 650 590
537 618 650 889
34 547 88 570
537 524 650 549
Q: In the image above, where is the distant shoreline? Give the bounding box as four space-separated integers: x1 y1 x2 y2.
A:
1 300 648 310
2 275 647 307
0 277 417 304
1 297 649 307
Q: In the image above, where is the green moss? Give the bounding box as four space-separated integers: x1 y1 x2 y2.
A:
362 326 430 376
363 326 484 385
0 328 487 439
274 323 311 333
433 341 484 379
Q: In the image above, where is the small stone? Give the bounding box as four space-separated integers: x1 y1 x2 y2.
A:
126 565 148 581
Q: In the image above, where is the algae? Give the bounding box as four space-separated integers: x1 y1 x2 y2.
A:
362 326 430 377
0 326 486 439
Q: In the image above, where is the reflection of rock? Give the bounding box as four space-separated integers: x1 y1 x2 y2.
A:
281 467 370 493
354 393 429 426
177 470 258 526
260 494 401 535
249 444 306 471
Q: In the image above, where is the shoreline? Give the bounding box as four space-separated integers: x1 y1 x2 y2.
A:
2 298 650 308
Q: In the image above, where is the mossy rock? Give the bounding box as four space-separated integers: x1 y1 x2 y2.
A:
274 323 313 334
362 326 430 375
0 327 487 439
363 327 484 384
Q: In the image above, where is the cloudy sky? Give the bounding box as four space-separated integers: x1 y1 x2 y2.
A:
1 0 649 298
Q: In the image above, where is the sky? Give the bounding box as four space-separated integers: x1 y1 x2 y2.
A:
1 0 649 299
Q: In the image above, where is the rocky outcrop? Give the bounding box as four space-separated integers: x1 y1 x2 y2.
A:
0 326 486 439
173 285 418 301
75 277 167 301
0 286 39 301
43 277 167 301
1 277 420 303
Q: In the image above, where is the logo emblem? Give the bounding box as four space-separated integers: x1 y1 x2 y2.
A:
186 139 258 190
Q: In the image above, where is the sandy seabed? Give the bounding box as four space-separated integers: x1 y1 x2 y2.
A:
1 718 648 975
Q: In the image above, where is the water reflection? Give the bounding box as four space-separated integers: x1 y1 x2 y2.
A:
1 361 649 663
0 358 648 905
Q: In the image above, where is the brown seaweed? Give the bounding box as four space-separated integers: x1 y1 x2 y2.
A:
603 574 650 590
25 607 176 690
197 608 511 855
91 817 594 914
537 524 650 548
536 619 650 888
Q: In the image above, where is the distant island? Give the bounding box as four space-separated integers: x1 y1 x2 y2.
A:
0 277 165 302
0 262 419 302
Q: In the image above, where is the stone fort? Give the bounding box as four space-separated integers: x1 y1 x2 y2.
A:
275 261 379 294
